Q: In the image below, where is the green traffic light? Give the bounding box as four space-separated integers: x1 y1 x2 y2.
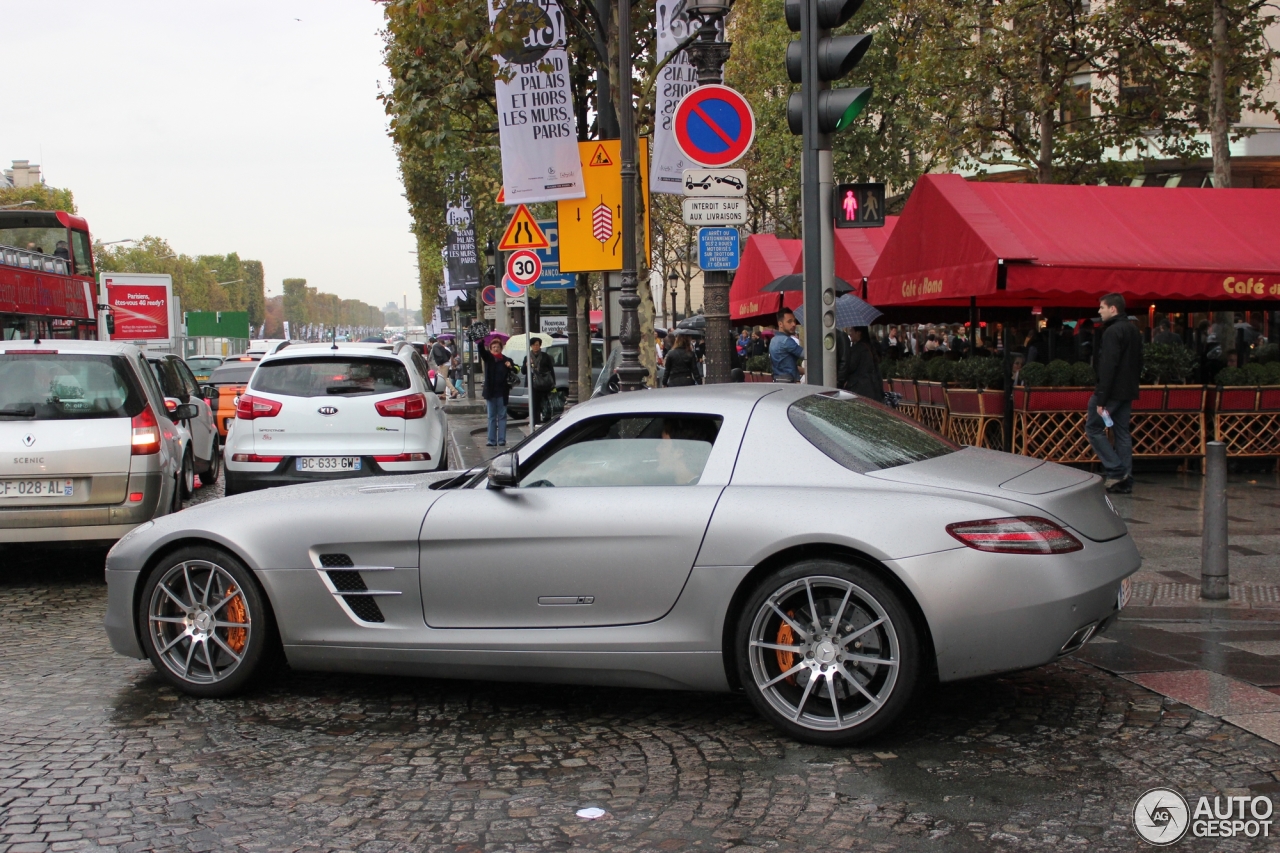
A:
834 88 872 131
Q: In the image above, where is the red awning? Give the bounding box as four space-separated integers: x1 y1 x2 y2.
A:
867 174 1280 308
729 234 802 321
835 216 897 288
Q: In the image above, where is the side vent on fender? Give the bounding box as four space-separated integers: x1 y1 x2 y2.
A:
318 553 385 623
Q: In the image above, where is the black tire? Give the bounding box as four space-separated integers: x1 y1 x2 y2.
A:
223 470 243 496
179 449 195 500
170 472 182 514
203 442 221 486
137 546 279 698
734 559 920 746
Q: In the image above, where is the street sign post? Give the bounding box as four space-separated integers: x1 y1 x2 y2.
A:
697 228 741 271
672 84 756 167
682 197 747 226
682 168 747 197
506 250 542 288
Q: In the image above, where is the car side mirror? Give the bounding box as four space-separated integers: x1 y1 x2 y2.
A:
170 403 199 421
487 453 518 488
201 385 217 399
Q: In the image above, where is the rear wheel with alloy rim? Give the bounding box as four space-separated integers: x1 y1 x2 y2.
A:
138 547 277 697
736 560 920 745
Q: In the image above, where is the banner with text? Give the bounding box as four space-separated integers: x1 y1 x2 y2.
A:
445 177 482 290
650 7 722 194
100 273 173 341
489 0 585 204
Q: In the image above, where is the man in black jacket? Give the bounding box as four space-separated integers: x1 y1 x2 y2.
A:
1087 293 1144 493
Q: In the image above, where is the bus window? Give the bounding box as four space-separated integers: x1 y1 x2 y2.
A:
71 231 93 276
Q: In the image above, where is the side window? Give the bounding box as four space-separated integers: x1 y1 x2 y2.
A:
176 361 201 399
71 231 93 277
517 415 721 488
137 356 168 407
409 351 430 382
591 344 603 368
548 346 567 367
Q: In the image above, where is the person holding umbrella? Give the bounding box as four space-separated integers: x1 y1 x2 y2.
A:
479 333 517 447
844 327 885 401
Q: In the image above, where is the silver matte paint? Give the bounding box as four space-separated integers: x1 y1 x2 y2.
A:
105 384 1141 690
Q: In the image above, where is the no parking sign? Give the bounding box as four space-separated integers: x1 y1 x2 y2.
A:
672 84 756 168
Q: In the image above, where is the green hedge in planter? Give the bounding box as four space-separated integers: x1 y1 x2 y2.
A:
1254 343 1278 364
1216 363 1280 386
953 357 1004 391
924 357 955 383
1142 343 1196 384
744 355 770 373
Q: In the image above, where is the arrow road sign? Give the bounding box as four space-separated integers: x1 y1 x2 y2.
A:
682 168 747 197
534 219 573 289
506 249 542 287
682 197 747 226
673 84 756 168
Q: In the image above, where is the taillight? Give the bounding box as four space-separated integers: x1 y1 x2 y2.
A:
946 517 1083 555
131 407 161 455
374 452 430 463
231 453 284 463
235 394 282 420
375 393 427 419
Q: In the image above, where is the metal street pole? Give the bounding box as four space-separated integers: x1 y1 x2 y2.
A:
685 8 734 384
799 0 826 387
616 0 645 392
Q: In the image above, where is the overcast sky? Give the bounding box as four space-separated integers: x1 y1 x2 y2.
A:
2 0 417 311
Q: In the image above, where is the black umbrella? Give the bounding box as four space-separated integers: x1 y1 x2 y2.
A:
795 294 883 329
761 274 855 294
676 314 707 330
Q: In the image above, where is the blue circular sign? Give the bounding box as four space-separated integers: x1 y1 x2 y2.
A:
673 84 755 167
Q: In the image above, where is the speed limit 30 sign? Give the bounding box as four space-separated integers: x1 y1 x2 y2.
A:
505 249 542 289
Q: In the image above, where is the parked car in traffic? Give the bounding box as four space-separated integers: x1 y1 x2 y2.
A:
184 356 225 383
105 384 1139 744
203 360 257 443
0 339 192 543
146 353 221 496
222 341 448 495
506 337 604 419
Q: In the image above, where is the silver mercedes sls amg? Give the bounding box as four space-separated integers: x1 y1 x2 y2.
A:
105 385 1140 744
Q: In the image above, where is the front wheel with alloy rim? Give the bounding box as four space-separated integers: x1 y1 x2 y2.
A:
138 547 278 697
179 448 195 499
735 560 920 745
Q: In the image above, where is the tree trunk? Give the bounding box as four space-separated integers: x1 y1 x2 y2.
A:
1210 0 1232 188
595 0 620 139
1037 42 1054 184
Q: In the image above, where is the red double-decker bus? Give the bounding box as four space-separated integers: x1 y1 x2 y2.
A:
0 210 98 341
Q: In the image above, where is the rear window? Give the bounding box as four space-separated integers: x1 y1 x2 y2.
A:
0 353 145 420
788 394 957 473
186 358 223 371
209 363 256 384
251 356 411 398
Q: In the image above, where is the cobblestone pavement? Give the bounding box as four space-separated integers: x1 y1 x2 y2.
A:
4 445 1280 851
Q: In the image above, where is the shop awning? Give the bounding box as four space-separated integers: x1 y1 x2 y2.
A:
730 220 897 321
729 234 802 321
866 173 1280 308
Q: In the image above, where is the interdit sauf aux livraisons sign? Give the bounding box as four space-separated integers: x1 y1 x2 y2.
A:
488 0 585 205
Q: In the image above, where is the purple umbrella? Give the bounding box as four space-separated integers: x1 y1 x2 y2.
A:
437 333 456 341
483 330 510 349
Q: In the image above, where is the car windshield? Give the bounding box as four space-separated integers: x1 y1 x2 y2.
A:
788 393 958 473
251 356 411 397
208 363 256 384
0 353 145 420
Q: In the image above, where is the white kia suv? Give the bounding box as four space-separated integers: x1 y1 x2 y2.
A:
223 341 448 495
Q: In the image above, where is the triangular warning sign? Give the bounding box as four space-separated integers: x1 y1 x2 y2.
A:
495 187 505 203
498 204 550 251
589 144 613 167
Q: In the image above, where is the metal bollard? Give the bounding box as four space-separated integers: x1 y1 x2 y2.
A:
1201 441 1229 600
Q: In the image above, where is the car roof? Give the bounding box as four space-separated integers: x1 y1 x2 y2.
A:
258 342 409 362
573 383 813 419
0 339 143 357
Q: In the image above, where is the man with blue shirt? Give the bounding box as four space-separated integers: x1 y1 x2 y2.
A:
770 308 804 382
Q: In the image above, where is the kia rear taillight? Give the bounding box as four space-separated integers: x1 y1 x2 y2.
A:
374 452 430 463
946 517 1083 555
131 407 161 455
235 394 282 420
231 453 284 463
375 392 427 420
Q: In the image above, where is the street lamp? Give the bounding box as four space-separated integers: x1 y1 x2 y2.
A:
216 279 243 286
668 270 680 326
0 200 36 210
681 0 736 383
98 238 139 246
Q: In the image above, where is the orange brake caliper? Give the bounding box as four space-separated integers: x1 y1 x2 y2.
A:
776 610 797 685
223 586 248 653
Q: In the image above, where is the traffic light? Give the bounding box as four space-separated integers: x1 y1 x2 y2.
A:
832 182 885 228
784 0 873 139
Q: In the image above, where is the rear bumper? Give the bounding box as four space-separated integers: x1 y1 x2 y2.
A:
890 533 1142 682
224 456 436 493
0 472 164 543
